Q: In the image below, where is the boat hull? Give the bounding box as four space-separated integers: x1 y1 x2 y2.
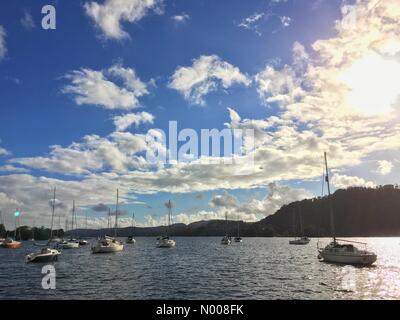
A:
157 239 176 248
26 250 60 263
2 241 22 249
92 244 124 253
319 251 377 265
289 239 310 245
59 242 80 249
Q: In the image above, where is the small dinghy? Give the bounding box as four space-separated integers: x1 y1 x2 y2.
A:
26 247 60 263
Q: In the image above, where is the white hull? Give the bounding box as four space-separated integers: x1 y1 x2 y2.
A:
319 251 377 265
126 238 136 244
59 241 80 249
26 248 61 263
318 241 377 265
157 238 176 248
92 237 124 253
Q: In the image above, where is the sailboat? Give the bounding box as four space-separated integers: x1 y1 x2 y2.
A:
2 210 22 249
317 152 377 265
221 211 231 245
26 187 61 263
156 200 176 248
289 205 310 245
234 213 242 243
0 210 5 246
126 212 136 244
78 212 88 246
91 189 124 253
58 200 80 249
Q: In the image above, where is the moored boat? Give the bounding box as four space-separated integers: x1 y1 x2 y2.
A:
317 153 377 266
156 200 176 248
92 189 124 254
26 248 60 263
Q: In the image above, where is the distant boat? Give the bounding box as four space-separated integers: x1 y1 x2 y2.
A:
157 200 176 248
58 200 80 249
2 209 22 249
289 205 310 245
126 212 136 244
26 187 61 263
234 213 242 243
92 189 124 254
317 152 377 265
221 212 231 245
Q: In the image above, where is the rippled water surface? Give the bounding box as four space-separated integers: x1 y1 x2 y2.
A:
1 237 399 299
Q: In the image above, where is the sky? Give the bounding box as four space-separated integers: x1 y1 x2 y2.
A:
0 0 400 230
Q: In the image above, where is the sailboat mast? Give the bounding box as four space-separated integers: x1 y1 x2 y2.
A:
114 189 119 238
324 152 336 242
50 187 56 240
14 208 17 240
298 204 303 237
71 200 75 236
237 212 240 237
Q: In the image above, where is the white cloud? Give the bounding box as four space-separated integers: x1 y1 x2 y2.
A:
331 173 376 189
0 26 7 61
84 0 164 40
168 55 251 105
113 111 154 131
63 64 148 110
171 13 189 23
377 160 393 175
209 184 311 217
0 146 10 156
21 11 36 30
0 165 29 173
237 12 265 36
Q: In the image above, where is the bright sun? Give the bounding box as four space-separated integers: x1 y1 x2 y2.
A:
339 53 400 115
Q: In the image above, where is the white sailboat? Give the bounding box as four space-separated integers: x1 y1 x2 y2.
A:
58 200 80 249
156 200 176 248
26 187 61 263
91 189 124 254
317 152 377 265
289 205 310 245
221 212 231 245
126 212 136 244
234 213 242 243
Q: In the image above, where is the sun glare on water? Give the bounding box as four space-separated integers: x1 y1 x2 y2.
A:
339 53 400 115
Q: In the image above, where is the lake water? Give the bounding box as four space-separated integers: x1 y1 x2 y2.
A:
0 237 399 300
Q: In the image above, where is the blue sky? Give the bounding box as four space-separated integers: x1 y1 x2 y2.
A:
0 0 399 229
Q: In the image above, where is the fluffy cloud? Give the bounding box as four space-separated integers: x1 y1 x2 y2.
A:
377 160 393 175
113 111 154 131
63 64 148 110
10 132 149 175
210 183 311 217
331 173 376 189
84 0 163 40
0 26 6 61
168 55 251 105
0 165 29 173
